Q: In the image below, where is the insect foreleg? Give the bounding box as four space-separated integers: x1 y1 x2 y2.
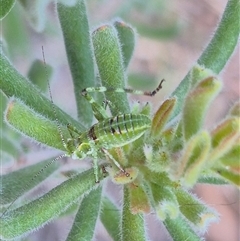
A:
67 123 82 139
86 141 101 183
81 89 109 121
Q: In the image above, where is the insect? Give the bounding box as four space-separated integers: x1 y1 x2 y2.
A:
62 79 165 183
0 46 165 220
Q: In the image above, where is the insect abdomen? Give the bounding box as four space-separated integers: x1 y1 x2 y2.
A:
91 114 151 148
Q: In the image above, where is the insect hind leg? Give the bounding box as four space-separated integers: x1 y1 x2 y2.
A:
82 79 165 97
102 148 129 177
81 89 109 121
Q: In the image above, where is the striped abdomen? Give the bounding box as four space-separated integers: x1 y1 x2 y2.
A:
85 114 151 149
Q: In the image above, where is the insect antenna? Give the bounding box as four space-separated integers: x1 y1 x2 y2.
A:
41 46 67 149
0 47 68 218
0 154 66 218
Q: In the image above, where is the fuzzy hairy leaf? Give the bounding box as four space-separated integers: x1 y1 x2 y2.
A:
0 158 59 206
0 168 102 240
92 25 130 115
58 0 95 126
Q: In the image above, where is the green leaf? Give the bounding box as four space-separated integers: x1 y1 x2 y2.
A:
170 120 184 152
0 0 16 20
183 131 211 187
220 143 240 172
198 174 229 185
213 166 240 187
173 131 211 187
27 59 52 92
114 20 136 68
197 0 240 73
5 99 69 151
128 183 150 214
190 64 215 87
92 24 130 115
100 197 120 241
57 0 95 126
209 117 240 163
175 189 218 232
0 168 102 240
66 186 102 241
150 183 179 220
170 0 240 121
151 97 176 138
0 52 84 132
164 215 201 241
183 76 222 140
121 187 145 241
0 158 59 206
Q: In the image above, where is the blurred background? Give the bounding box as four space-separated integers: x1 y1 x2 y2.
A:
1 0 239 240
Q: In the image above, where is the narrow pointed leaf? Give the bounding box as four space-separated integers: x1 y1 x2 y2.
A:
57 0 95 126
92 25 130 115
150 183 179 220
211 117 240 148
220 143 240 173
198 174 229 185
100 197 120 241
170 0 239 120
0 52 84 131
209 117 240 163
190 64 215 87
128 183 150 214
0 168 101 240
213 167 240 186
197 0 240 73
0 158 59 205
183 77 222 140
114 20 135 68
5 99 69 151
151 98 176 137
174 131 211 186
66 186 102 241
175 189 219 232
164 215 201 241
121 187 145 241
183 131 211 187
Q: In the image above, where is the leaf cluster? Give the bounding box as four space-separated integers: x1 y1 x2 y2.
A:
0 0 239 240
